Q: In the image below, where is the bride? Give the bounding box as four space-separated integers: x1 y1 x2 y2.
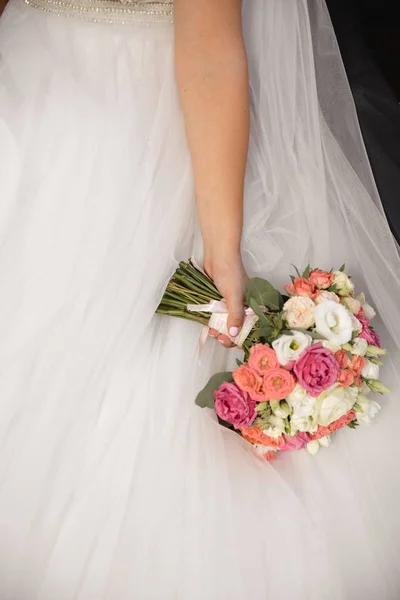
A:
1 0 400 597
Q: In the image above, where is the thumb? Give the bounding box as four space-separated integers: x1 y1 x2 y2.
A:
226 291 245 339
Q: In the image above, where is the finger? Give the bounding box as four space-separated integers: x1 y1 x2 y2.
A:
208 328 218 338
226 294 245 339
217 334 235 348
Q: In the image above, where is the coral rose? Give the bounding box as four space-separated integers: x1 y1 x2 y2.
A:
240 426 284 449
248 344 279 375
294 343 339 397
328 410 356 433
309 270 334 289
293 277 317 298
335 349 350 370
263 368 295 400
233 364 264 402
351 355 366 375
337 370 354 388
214 382 257 429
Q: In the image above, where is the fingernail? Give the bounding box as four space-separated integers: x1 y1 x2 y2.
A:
229 327 239 337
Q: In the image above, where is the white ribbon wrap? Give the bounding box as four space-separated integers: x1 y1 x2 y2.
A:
187 300 259 348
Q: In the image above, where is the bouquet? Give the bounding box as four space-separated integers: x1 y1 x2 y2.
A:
157 261 390 459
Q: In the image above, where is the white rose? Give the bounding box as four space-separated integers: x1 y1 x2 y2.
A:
362 359 380 380
351 314 362 334
287 384 316 417
306 441 320 456
343 296 361 315
314 291 340 305
355 397 381 425
262 415 286 439
283 297 315 329
318 435 331 448
314 300 353 345
272 330 312 366
290 414 312 433
333 271 355 296
315 384 358 427
352 337 368 356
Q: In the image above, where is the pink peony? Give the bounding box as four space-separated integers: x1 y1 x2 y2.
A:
358 313 381 347
293 343 339 397
280 432 312 452
214 382 257 429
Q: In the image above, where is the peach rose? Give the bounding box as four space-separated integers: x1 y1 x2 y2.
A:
293 277 317 298
314 290 340 305
309 270 334 289
248 344 279 376
233 365 264 402
351 355 366 375
337 369 354 388
240 426 284 449
335 350 350 370
285 282 296 296
263 368 295 400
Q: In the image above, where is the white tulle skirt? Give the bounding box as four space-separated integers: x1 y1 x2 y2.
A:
1 1 400 598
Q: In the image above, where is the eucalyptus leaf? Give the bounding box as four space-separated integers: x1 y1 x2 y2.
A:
195 372 234 409
246 278 283 312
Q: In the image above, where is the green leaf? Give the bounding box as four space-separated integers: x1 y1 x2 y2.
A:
347 420 359 429
289 275 295 284
236 358 244 367
246 278 283 312
339 264 346 273
368 357 383 366
195 372 234 409
302 264 311 279
248 297 265 318
291 264 301 278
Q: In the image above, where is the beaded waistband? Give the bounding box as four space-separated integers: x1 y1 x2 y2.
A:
24 0 174 25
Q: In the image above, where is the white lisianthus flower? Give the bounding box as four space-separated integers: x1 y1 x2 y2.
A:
333 271 355 296
351 314 363 334
362 359 380 380
270 400 291 419
314 291 340 305
318 435 331 448
287 384 316 417
355 396 381 425
352 337 368 356
262 415 286 439
315 384 358 427
283 297 315 329
357 293 376 320
290 414 312 433
306 441 320 456
272 330 312 366
314 300 353 345
342 296 361 315
320 340 341 353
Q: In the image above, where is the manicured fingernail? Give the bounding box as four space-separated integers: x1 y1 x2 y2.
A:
229 327 239 337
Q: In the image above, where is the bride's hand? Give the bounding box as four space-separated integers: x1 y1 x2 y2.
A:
204 254 248 348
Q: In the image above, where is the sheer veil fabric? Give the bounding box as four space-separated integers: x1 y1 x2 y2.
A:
0 0 399 598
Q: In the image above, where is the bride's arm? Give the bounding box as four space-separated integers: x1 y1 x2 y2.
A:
174 0 249 346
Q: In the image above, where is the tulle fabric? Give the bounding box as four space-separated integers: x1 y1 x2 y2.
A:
0 0 400 598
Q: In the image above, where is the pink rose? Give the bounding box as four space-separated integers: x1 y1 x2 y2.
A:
293 343 339 397
214 382 257 429
280 432 311 452
309 270 334 289
293 277 317 299
358 313 381 347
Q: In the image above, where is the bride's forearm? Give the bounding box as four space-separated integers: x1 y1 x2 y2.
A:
174 0 249 265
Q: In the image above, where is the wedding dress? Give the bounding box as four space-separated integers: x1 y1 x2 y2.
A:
0 0 400 598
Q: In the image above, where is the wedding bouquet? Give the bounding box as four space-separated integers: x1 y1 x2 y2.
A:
157 261 390 459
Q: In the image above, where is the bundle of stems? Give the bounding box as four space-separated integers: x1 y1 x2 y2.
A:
156 260 223 326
